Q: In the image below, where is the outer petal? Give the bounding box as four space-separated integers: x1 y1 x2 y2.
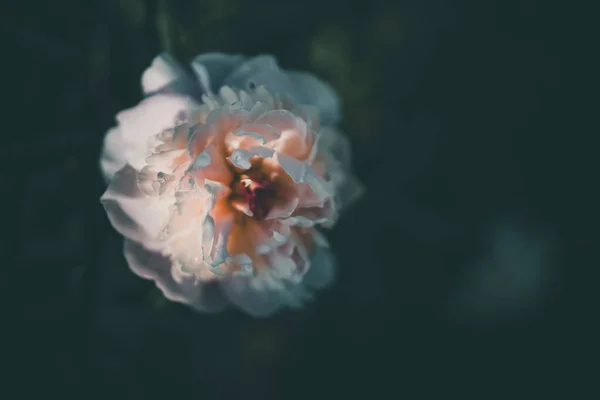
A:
220 275 291 317
318 128 365 210
191 53 246 94
142 52 199 97
101 165 170 247
287 71 341 125
220 241 335 317
100 94 189 182
223 55 296 97
100 127 128 183
124 239 228 312
301 243 336 290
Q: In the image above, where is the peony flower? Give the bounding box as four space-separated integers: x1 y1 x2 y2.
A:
100 55 362 317
100 53 340 182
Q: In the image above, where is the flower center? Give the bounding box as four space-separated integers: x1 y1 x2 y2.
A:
240 175 277 220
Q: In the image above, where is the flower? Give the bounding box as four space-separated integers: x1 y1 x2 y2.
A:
101 53 340 182
100 55 362 317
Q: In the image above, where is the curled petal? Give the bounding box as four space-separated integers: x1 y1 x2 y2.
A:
225 124 280 150
187 144 233 186
186 108 246 157
227 146 275 170
201 207 234 271
153 123 190 152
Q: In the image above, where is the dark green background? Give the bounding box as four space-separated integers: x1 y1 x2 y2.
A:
2 0 593 398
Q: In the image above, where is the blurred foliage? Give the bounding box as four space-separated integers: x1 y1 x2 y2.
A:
1 0 590 398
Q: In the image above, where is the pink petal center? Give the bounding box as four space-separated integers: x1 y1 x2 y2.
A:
240 174 277 220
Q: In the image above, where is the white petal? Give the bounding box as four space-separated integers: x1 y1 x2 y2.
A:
100 165 170 245
145 148 187 170
100 94 189 181
142 53 185 94
124 239 227 312
99 127 126 182
141 53 201 99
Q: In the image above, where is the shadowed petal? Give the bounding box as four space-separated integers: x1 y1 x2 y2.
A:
318 128 352 169
124 239 228 312
287 71 341 125
223 55 295 96
220 275 289 317
302 243 336 290
191 53 246 94
221 239 334 317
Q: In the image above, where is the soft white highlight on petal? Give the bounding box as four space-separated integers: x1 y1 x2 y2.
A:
142 53 184 94
141 52 201 99
100 127 128 183
100 95 189 182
